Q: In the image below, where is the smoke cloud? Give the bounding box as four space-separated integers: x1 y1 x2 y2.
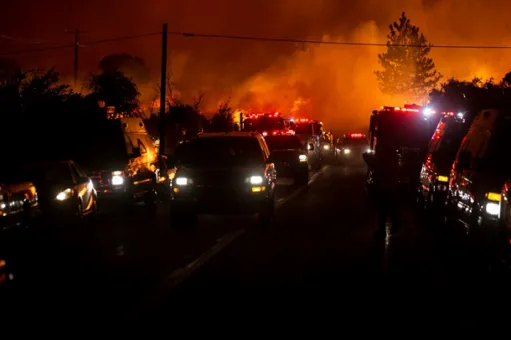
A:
2 0 511 130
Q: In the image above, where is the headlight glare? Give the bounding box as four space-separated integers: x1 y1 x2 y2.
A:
56 188 72 201
175 177 189 186
250 176 263 185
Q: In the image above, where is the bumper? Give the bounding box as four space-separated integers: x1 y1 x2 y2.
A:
171 187 271 215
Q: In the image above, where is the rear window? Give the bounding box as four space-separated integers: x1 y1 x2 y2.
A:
176 137 264 166
343 137 368 145
264 136 303 151
243 117 286 132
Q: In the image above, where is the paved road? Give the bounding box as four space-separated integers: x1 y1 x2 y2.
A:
0 170 313 325
135 164 511 330
3 164 511 330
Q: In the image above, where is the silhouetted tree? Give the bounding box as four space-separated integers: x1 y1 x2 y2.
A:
429 77 506 121
375 12 442 103
0 57 20 81
99 53 150 84
87 71 140 115
211 100 233 132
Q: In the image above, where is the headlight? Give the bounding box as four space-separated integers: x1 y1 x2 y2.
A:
299 154 308 162
343 148 351 154
250 176 263 185
486 202 500 216
366 148 373 153
175 177 189 186
112 170 124 186
56 188 72 201
323 144 330 150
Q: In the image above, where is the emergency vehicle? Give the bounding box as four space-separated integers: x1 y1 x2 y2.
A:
365 104 436 192
446 108 511 270
337 132 369 164
289 117 323 170
241 112 292 137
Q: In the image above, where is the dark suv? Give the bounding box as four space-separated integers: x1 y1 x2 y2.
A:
264 135 309 189
169 132 277 226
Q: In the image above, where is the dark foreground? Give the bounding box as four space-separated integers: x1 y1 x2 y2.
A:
2 164 511 330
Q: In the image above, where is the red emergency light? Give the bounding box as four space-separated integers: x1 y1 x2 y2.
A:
248 112 281 119
380 106 419 113
348 133 365 138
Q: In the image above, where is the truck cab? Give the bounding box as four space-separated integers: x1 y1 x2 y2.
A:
80 118 167 206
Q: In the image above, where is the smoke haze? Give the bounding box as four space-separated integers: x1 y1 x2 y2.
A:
2 0 511 129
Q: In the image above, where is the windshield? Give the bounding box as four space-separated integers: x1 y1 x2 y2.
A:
176 137 264 166
243 117 285 131
264 136 303 151
23 162 72 183
78 126 129 168
478 123 511 176
431 121 466 167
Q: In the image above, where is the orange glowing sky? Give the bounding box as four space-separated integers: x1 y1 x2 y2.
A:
2 0 511 130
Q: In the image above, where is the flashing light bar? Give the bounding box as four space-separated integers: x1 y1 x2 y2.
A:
248 112 281 119
348 133 366 138
380 106 419 113
262 129 295 136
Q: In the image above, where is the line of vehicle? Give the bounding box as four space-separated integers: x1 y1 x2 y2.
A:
130 165 330 318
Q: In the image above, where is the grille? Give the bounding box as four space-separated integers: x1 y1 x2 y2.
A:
90 170 112 188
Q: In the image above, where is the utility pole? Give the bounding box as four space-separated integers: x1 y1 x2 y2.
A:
73 29 79 86
159 23 168 156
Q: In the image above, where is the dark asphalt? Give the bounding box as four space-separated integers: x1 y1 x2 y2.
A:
2 164 511 331
138 164 511 330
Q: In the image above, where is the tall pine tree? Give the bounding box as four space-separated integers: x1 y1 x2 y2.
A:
375 12 442 104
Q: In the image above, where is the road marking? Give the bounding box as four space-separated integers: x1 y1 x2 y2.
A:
133 228 245 316
276 165 328 208
130 165 330 318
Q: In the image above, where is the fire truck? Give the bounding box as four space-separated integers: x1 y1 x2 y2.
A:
241 112 293 136
365 104 437 193
289 117 323 169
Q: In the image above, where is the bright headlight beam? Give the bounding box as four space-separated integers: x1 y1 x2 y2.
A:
250 176 263 185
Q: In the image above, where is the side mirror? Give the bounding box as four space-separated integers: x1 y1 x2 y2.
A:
132 147 141 158
308 143 314 151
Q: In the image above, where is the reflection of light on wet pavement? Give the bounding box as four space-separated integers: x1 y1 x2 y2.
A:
385 223 391 250
116 245 125 257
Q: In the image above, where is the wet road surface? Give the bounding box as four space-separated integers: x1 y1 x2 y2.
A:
2 165 511 330
137 165 511 330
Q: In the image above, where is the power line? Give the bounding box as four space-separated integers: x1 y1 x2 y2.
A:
168 31 511 50
0 32 161 57
2 29 511 57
